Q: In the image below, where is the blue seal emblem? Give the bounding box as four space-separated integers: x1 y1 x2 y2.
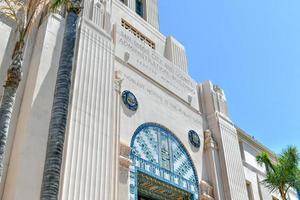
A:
122 90 138 111
188 130 200 148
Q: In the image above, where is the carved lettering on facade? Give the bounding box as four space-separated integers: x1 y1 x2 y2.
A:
116 27 197 101
124 74 202 125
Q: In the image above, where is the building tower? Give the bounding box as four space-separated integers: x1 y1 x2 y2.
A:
0 0 299 200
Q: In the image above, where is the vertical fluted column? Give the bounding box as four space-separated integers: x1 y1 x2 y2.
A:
60 18 116 200
145 0 159 29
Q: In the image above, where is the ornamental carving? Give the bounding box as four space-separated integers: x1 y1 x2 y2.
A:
119 142 132 169
200 180 214 200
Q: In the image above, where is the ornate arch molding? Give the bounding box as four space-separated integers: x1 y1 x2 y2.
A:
130 122 199 200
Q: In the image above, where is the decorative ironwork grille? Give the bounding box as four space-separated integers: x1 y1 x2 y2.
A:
130 123 199 200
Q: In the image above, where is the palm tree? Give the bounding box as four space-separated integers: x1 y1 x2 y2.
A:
40 0 82 199
256 146 300 200
0 0 48 181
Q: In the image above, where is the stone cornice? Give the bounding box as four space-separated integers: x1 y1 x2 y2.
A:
237 127 277 161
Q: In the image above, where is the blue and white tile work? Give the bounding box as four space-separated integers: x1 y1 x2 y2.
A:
130 123 199 200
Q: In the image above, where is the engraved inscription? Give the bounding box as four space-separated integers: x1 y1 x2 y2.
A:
124 74 202 125
116 27 197 100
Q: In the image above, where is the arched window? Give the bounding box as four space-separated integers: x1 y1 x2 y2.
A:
130 123 199 200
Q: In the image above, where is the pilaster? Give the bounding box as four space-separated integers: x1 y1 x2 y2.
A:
200 81 248 200
204 130 224 200
145 0 159 29
60 17 117 200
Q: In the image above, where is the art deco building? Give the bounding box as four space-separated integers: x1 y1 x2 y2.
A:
0 0 298 199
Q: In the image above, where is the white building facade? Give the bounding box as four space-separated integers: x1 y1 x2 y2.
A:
0 0 299 199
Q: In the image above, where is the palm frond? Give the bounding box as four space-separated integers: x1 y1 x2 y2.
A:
22 0 49 36
49 0 68 12
0 0 49 37
279 146 299 167
256 151 275 172
0 0 23 22
0 7 17 21
257 146 300 200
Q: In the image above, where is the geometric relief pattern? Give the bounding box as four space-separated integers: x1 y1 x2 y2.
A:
130 123 199 200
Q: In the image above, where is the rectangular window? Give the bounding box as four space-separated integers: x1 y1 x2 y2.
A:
136 0 144 17
246 182 254 200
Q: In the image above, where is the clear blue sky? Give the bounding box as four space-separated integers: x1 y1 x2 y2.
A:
158 0 300 154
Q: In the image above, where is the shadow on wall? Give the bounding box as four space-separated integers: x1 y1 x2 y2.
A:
1 14 65 200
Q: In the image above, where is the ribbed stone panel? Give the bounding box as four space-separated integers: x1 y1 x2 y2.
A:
164 36 188 73
61 19 116 200
146 0 159 29
218 117 248 200
127 0 136 11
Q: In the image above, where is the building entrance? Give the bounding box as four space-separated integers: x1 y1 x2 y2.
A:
130 123 199 200
137 172 192 200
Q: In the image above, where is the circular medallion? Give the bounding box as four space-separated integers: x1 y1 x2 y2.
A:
122 90 138 111
188 130 201 148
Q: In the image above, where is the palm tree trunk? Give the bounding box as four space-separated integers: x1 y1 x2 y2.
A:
0 49 23 181
40 5 81 199
280 188 287 200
